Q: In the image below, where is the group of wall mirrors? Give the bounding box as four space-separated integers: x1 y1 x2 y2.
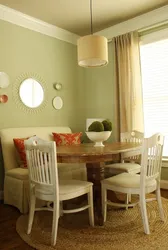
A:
0 72 10 103
0 72 63 111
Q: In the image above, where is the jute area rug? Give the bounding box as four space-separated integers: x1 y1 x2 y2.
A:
16 196 168 250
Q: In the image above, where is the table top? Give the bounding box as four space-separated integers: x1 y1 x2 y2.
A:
57 142 141 163
57 142 141 156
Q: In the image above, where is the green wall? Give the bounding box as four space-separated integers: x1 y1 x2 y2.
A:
0 20 78 130
0 20 78 190
0 21 118 191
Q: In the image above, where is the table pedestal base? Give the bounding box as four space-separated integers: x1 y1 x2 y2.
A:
86 162 105 225
86 162 126 225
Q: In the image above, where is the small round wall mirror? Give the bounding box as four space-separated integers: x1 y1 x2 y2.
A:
19 78 44 108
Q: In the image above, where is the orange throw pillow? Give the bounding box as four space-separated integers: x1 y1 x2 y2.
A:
52 132 82 146
13 136 34 168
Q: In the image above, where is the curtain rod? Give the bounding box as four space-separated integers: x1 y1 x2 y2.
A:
138 20 168 36
107 19 168 42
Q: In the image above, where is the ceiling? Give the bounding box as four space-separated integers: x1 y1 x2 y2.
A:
0 0 168 36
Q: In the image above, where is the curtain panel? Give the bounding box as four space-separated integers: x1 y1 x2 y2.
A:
113 31 144 139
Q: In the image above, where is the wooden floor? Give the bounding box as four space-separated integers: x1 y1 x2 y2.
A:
0 202 34 250
0 190 168 250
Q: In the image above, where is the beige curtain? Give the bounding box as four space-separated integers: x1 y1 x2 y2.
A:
113 31 144 138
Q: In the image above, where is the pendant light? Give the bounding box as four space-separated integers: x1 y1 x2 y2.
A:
77 0 108 68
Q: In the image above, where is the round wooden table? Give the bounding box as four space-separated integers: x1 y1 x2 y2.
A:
57 142 141 225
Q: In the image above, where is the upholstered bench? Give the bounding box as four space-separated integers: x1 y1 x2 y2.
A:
1 127 86 213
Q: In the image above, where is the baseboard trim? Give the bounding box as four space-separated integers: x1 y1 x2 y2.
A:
0 190 4 200
161 180 168 190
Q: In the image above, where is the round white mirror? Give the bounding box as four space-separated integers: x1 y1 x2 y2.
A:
19 78 44 108
53 96 63 110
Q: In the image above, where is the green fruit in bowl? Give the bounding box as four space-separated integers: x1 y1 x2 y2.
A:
88 121 104 132
102 119 112 131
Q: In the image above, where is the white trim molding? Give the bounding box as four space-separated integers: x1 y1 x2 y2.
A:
162 160 168 168
140 27 168 45
161 180 168 190
0 4 168 45
95 5 168 40
0 190 4 200
0 4 79 45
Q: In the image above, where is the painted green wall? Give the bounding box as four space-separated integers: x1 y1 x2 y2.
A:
0 23 119 191
0 20 78 130
0 20 78 190
0 21 118 190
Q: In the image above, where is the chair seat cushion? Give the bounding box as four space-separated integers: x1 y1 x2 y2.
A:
6 168 29 180
105 163 141 174
102 172 156 189
59 180 92 196
5 164 86 182
35 180 93 198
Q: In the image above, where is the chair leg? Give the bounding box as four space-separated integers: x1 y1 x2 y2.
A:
51 201 59 246
125 193 132 210
101 185 107 222
156 185 165 222
126 194 129 210
139 194 150 234
27 192 36 235
88 187 94 227
59 201 63 217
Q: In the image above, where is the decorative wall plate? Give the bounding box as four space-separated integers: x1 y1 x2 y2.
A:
54 82 62 90
0 72 10 88
53 96 63 110
0 95 8 103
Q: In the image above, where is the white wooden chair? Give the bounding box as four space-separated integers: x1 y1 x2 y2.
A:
105 130 144 204
101 133 164 234
105 130 144 176
25 136 94 246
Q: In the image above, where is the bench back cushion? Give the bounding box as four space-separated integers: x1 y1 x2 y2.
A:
0 127 71 171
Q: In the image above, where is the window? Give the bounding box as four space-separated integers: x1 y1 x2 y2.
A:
140 37 168 157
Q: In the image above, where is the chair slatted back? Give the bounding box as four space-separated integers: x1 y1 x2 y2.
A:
120 130 144 162
24 136 58 193
141 133 164 183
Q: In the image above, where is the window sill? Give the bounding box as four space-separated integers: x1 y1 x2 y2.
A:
162 158 168 168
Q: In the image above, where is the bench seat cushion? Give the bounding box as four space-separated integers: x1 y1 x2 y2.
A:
6 168 29 180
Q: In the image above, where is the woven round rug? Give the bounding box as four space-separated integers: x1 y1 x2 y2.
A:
16 197 168 250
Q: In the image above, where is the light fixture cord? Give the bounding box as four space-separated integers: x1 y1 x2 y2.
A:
90 0 93 34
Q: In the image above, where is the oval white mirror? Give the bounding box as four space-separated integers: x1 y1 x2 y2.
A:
19 78 44 108
53 96 63 110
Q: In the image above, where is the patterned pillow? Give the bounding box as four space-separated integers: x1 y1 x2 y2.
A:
13 136 34 168
52 132 82 146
